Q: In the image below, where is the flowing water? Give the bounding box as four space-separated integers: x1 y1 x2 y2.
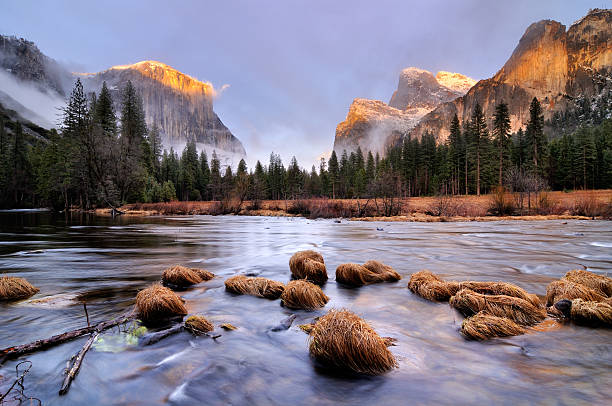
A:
0 212 611 405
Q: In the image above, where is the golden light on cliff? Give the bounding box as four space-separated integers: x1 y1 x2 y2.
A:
109 60 215 96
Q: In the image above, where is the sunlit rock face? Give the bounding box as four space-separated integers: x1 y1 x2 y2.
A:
334 68 475 155
82 61 246 156
411 9 612 143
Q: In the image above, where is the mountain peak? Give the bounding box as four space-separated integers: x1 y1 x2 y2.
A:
435 71 477 94
106 60 214 95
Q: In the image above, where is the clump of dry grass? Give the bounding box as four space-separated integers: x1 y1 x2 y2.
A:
0 276 39 300
308 309 397 375
362 260 402 281
336 262 401 287
569 299 612 327
184 315 214 334
224 275 285 299
162 265 214 288
461 312 526 340
407 270 454 301
545 279 606 306
281 280 329 310
453 281 541 307
220 323 237 331
450 289 546 326
563 269 612 298
289 250 328 284
135 283 187 324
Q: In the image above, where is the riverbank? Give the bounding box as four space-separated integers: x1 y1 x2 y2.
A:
94 190 612 222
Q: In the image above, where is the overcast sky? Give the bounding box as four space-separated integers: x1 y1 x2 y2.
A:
1 0 607 168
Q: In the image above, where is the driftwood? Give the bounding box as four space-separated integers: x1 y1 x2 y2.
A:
140 323 221 346
0 312 134 364
59 332 99 395
0 360 40 404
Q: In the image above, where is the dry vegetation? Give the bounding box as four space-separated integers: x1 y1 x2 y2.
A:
308 309 397 375
449 289 546 326
407 270 456 301
461 312 527 340
0 276 39 300
224 275 285 299
114 189 612 221
280 280 329 310
184 315 214 334
545 279 606 306
289 250 328 285
135 283 187 324
336 261 401 287
563 269 612 297
450 281 540 307
162 265 214 288
569 299 612 327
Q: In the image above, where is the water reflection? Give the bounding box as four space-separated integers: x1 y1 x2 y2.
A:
0 212 610 405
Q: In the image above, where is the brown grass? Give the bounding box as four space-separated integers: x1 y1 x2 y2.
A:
461 312 526 340
570 299 612 327
224 275 285 299
162 265 214 288
135 283 187 324
407 270 455 301
450 289 546 326
280 280 329 310
220 323 237 330
336 262 401 287
362 261 402 281
545 279 606 306
0 276 39 300
308 309 397 375
451 281 541 308
563 269 612 297
184 315 214 334
289 250 328 285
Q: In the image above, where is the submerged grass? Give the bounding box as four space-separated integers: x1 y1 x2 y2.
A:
461 312 527 340
563 269 612 298
289 250 328 285
184 315 214 334
450 289 546 326
308 309 397 375
545 279 606 306
407 270 454 301
281 280 329 310
162 265 214 288
135 283 187 324
336 262 401 287
224 275 285 299
0 276 39 300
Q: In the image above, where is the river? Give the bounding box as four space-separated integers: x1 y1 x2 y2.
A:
0 212 611 405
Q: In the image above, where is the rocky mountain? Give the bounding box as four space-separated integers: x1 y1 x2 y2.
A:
411 8 612 142
0 35 245 157
81 61 245 156
334 68 475 155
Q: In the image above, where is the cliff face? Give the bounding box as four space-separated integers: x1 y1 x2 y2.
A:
83 61 245 156
334 68 475 154
0 35 71 96
411 9 612 142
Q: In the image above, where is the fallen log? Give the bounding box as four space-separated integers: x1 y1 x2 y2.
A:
59 332 99 395
139 324 184 346
0 312 135 364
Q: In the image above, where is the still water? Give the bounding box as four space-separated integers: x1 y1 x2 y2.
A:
0 212 611 405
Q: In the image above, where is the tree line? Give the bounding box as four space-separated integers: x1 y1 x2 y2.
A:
0 79 611 209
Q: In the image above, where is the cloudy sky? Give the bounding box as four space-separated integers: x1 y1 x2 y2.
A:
1 0 606 168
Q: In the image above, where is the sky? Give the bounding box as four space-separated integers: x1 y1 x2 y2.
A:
0 0 608 168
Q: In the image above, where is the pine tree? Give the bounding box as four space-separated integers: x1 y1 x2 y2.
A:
526 97 546 174
328 150 339 199
493 102 511 186
210 151 221 200
469 103 488 195
94 81 117 135
448 114 462 194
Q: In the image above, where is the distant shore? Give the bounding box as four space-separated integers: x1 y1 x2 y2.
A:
93 190 612 222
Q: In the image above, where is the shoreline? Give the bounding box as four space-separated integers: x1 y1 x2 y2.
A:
88 190 611 222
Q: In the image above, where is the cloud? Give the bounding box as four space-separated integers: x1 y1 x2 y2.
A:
0 69 65 128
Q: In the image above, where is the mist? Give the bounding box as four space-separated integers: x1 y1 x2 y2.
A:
0 69 65 128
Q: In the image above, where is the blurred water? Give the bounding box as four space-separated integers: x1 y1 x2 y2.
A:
0 212 611 405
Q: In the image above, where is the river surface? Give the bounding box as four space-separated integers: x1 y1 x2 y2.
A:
0 212 611 405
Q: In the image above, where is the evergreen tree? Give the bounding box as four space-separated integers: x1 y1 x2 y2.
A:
493 102 511 186
526 97 546 174
469 103 488 195
328 150 339 198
